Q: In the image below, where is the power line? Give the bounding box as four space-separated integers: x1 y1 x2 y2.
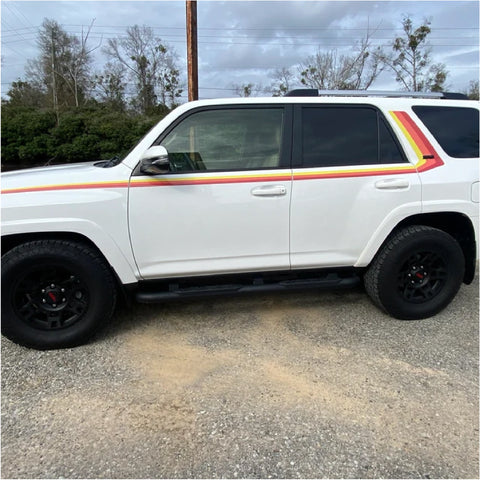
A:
62 23 480 31
3 33 478 48
2 2 37 47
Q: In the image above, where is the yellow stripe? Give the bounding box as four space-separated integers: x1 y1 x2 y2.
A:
389 111 424 165
293 163 414 178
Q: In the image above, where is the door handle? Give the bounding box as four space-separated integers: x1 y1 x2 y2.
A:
375 179 410 190
251 185 287 197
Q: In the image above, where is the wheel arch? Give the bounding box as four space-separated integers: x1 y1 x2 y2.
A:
1 231 134 300
377 212 477 284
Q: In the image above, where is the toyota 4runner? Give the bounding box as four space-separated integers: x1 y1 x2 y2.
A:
2 89 479 349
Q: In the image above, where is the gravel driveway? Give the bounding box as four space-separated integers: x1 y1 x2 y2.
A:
1 277 478 479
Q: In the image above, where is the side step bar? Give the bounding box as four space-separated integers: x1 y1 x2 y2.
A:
136 272 360 303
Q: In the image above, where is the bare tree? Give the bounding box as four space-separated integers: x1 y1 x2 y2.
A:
232 83 264 97
299 31 384 90
466 80 479 100
104 25 183 112
269 67 295 96
26 18 97 113
61 20 101 107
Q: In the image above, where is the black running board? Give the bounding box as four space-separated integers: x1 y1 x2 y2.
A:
135 272 360 303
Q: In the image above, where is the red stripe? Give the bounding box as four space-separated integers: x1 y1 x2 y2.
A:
395 111 433 155
393 111 444 171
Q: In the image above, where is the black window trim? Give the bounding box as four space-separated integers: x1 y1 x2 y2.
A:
133 104 293 175
292 103 408 168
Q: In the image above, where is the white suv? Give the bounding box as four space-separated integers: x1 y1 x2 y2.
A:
2 90 479 349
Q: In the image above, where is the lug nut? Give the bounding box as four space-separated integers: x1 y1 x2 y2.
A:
52 304 57 308
50 284 55 288
61 288 65 293
62 298 66 302
42 299 46 303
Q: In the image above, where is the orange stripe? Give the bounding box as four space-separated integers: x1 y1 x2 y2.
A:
392 111 444 171
293 166 415 181
130 173 292 187
1 181 129 195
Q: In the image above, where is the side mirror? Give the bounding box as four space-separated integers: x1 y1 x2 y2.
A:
140 146 170 175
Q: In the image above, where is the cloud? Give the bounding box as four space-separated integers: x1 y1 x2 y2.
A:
1 0 478 98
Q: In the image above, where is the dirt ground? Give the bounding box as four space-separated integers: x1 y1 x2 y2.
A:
1 278 478 479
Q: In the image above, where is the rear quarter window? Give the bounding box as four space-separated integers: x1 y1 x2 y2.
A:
412 106 479 158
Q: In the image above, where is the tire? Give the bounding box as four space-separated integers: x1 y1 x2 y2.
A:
1 240 117 349
364 225 465 320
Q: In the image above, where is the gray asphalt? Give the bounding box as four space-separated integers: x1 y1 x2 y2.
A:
1 277 478 479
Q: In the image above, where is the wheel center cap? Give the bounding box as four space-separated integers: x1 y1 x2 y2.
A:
41 286 65 309
47 291 57 303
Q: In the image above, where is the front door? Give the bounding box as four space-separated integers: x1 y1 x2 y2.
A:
128 105 293 279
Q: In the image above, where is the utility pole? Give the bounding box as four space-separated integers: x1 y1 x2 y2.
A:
51 29 59 125
186 0 198 101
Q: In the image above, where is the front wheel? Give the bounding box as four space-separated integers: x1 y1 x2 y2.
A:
364 226 465 320
1 240 117 349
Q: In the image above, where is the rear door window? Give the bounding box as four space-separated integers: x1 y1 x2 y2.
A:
299 106 407 168
412 106 479 158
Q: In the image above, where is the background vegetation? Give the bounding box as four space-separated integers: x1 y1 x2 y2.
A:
2 16 478 171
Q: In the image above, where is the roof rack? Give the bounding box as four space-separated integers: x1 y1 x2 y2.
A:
284 89 469 100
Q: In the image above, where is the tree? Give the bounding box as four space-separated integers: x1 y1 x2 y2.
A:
384 16 448 92
5 80 47 108
299 32 384 90
425 63 448 92
269 67 295 96
94 62 127 111
232 82 264 97
104 25 183 112
26 19 96 116
62 20 100 107
466 80 479 100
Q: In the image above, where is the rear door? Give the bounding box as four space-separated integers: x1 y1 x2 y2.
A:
290 104 422 268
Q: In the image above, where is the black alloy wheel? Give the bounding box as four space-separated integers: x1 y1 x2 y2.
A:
397 251 447 303
12 265 89 331
2 240 117 349
364 225 465 320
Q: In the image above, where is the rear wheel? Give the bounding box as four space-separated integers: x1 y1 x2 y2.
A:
1 240 117 349
364 226 464 319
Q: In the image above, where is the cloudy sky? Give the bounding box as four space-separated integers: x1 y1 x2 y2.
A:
1 0 479 101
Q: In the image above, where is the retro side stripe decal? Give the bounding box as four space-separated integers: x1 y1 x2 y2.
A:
1 180 129 195
129 171 292 188
390 110 444 171
1 111 442 194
